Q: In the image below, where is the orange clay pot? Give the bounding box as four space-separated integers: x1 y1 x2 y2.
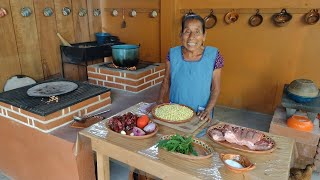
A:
287 115 313 132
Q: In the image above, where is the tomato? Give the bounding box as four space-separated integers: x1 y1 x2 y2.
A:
137 115 150 129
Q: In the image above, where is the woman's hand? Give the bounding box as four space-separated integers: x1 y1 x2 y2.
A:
197 109 212 121
0 8 7 18
197 69 221 121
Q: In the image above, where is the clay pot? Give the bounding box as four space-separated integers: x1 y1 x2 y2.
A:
286 79 319 103
287 115 313 132
224 10 239 24
304 9 319 25
272 9 292 27
287 79 319 98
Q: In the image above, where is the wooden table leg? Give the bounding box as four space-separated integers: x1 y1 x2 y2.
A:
96 152 110 180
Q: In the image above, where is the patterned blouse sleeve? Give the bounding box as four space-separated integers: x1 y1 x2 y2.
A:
214 50 224 69
166 51 170 61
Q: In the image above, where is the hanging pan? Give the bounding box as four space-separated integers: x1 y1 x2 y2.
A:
204 10 217 29
248 9 263 27
272 9 292 27
304 9 319 25
224 10 239 24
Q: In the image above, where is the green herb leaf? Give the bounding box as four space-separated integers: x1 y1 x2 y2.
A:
157 134 198 156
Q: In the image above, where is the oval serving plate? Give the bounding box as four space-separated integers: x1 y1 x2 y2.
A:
106 113 159 140
206 123 276 154
151 103 195 124
159 134 214 160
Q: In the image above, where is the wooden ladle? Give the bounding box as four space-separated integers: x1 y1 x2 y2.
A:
121 8 126 28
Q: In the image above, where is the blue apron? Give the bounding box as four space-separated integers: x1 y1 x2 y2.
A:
169 46 217 113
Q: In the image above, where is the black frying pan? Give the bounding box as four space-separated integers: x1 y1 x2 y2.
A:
248 9 263 27
204 10 217 29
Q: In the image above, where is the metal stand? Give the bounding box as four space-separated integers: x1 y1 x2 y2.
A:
60 49 89 80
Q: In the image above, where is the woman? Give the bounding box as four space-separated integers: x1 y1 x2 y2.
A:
158 13 224 122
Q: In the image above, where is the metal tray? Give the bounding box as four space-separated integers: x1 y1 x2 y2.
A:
27 81 78 97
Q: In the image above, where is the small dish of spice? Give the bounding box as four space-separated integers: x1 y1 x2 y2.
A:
220 153 255 173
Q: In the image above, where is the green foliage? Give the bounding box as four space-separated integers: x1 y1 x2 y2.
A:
157 134 198 156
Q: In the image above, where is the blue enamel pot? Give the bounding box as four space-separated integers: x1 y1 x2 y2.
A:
95 32 111 45
111 44 139 67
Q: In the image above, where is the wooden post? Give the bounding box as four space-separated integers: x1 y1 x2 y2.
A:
160 0 177 62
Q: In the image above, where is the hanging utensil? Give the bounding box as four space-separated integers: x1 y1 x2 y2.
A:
111 9 118 16
185 9 193 17
304 9 319 25
0 8 7 17
204 10 217 29
272 9 292 27
121 8 126 28
130 9 137 17
248 9 263 27
150 10 158 18
224 10 239 24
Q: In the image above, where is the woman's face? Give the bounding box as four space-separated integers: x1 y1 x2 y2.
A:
181 19 206 52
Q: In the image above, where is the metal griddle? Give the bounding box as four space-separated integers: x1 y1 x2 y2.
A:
27 81 78 97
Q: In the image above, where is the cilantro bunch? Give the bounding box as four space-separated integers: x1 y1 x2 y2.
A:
157 134 198 156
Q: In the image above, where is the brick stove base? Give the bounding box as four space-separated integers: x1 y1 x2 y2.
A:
0 92 111 133
87 63 165 92
269 107 320 171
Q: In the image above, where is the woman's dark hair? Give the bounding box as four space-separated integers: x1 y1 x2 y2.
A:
181 12 206 34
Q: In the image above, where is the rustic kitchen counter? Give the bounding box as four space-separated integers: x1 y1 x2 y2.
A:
79 103 295 180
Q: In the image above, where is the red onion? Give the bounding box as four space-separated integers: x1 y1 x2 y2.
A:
143 123 156 133
132 127 146 136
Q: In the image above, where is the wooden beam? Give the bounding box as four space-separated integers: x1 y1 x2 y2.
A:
160 0 177 62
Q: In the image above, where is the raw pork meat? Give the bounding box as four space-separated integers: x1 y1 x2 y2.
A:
208 124 273 151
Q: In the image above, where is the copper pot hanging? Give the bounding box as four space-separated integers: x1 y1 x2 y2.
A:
272 9 292 27
224 10 239 24
304 9 319 25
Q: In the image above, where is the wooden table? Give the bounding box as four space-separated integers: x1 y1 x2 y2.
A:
79 103 295 180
